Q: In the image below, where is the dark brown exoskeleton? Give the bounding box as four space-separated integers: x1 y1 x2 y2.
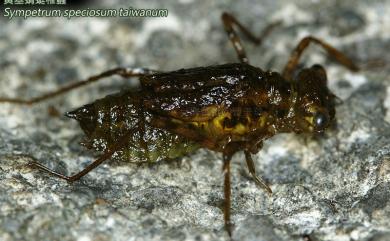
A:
0 12 358 237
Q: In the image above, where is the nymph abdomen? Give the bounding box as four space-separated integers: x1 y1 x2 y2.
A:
66 91 199 163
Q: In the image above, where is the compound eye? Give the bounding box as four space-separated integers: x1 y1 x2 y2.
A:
312 64 326 73
313 111 329 130
311 64 327 84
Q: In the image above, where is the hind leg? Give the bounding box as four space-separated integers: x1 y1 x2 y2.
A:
30 128 136 182
0 67 159 105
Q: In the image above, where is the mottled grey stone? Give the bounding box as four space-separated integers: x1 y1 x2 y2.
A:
1 0 390 241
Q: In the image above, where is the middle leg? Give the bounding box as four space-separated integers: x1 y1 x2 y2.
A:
222 153 233 237
221 12 281 63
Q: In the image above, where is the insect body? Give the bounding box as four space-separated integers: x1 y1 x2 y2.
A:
67 90 200 163
0 12 358 237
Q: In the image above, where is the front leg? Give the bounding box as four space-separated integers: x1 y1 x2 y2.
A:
224 141 272 194
244 151 272 194
282 36 359 81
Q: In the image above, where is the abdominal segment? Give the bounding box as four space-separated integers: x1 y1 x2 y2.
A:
66 91 199 163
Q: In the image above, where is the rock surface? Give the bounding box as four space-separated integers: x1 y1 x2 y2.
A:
0 0 389 240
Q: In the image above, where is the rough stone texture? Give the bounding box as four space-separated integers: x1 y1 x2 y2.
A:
0 0 389 241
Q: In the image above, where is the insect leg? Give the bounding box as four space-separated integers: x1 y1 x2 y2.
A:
282 36 359 80
221 12 281 63
244 151 272 194
0 67 159 105
29 128 135 182
222 153 233 237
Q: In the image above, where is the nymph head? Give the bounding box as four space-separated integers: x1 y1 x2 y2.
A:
293 64 336 133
